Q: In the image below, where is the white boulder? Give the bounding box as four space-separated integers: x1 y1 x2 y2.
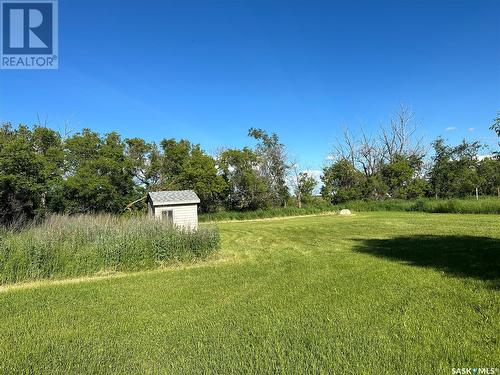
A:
339 209 352 216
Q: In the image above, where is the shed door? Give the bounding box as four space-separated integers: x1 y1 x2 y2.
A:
162 210 174 225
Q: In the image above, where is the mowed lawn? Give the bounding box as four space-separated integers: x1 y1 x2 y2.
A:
0 212 499 374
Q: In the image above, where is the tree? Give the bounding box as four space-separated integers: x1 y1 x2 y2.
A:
64 128 101 174
332 105 424 177
362 174 388 200
218 148 269 210
478 157 500 197
404 178 430 199
428 138 450 198
158 139 226 212
297 172 317 205
379 104 425 162
248 128 289 206
490 112 500 158
429 138 482 198
159 138 191 187
63 131 137 213
125 138 160 188
490 112 500 137
333 127 383 177
381 153 425 199
289 161 317 207
0 124 49 225
321 159 365 204
31 126 65 213
178 145 226 212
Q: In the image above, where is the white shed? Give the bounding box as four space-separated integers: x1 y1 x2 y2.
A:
147 190 200 229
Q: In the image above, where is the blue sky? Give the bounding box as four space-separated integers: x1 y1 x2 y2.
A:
0 0 499 171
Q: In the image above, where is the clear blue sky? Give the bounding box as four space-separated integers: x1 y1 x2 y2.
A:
1 0 499 171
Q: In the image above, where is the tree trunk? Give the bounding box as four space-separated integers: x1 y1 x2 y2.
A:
475 187 479 200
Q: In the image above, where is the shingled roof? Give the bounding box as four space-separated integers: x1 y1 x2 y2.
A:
148 190 200 206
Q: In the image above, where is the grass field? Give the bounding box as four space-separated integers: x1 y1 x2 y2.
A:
0 212 499 373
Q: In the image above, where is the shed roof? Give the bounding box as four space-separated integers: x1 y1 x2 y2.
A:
148 190 200 206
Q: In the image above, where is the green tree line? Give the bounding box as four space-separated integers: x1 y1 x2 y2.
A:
0 124 293 225
321 107 499 203
1 108 498 225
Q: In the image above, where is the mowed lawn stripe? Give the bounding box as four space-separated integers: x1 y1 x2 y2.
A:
0 212 498 374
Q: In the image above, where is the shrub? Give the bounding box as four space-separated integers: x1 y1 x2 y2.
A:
0 214 220 285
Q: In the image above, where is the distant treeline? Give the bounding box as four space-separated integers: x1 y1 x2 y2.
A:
321 107 500 203
1 107 499 225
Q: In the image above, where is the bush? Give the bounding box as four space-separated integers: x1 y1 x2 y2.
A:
0 214 220 285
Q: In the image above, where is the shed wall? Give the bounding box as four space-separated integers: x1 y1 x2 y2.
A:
153 204 198 229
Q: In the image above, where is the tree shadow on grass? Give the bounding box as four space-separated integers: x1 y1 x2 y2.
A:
352 236 500 288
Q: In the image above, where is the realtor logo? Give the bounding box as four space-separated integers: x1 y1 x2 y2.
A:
1 0 58 69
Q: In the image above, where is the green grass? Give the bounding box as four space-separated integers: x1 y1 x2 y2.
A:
0 212 499 373
200 197 500 222
0 214 220 285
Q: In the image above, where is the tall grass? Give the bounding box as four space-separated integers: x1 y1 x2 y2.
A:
199 203 337 222
200 197 500 222
0 215 219 285
342 197 500 214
